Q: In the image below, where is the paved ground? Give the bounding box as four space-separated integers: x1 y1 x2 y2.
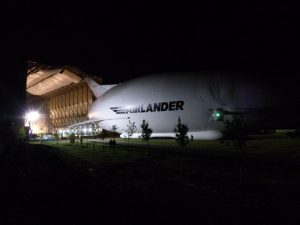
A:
1 143 300 225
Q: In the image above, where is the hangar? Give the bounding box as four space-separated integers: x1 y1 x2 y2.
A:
26 61 102 136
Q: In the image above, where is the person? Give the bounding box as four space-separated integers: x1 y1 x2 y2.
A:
109 139 113 148
112 139 116 152
108 139 117 152
190 134 194 142
80 135 83 146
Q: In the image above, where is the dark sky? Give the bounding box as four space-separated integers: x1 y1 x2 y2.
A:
19 1 299 84
0 1 299 121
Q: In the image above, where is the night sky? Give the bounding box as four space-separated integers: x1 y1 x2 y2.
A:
1 2 300 120
22 2 299 83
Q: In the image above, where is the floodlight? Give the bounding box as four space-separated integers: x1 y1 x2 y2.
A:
25 111 40 122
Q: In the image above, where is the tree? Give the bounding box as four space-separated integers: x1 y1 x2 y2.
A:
126 119 137 143
174 117 189 146
69 132 76 144
140 120 153 144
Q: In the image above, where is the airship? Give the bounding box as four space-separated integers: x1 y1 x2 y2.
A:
72 72 300 140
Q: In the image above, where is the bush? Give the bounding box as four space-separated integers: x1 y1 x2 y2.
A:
223 116 247 150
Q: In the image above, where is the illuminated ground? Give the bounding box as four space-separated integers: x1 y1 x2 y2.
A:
1 135 300 225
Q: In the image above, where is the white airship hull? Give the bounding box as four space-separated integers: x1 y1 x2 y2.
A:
87 73 270 139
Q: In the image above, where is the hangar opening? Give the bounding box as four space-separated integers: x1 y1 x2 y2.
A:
26 61 103 137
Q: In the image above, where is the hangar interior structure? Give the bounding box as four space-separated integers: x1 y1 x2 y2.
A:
26 61 103 137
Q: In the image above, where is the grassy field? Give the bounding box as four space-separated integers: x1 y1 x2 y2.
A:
32 134 300 181
25 135 300 224
34 133 300 154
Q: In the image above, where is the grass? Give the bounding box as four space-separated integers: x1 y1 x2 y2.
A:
32 141 144 167
24 135 300 224
30 134 300 176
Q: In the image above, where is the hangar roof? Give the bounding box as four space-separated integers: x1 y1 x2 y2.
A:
26 62 102 96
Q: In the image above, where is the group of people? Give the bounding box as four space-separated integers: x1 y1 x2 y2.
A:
109 139 116 145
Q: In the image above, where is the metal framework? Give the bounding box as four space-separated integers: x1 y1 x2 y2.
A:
45 82 94 132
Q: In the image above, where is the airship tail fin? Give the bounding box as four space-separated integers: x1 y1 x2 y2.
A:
84 77 117 98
